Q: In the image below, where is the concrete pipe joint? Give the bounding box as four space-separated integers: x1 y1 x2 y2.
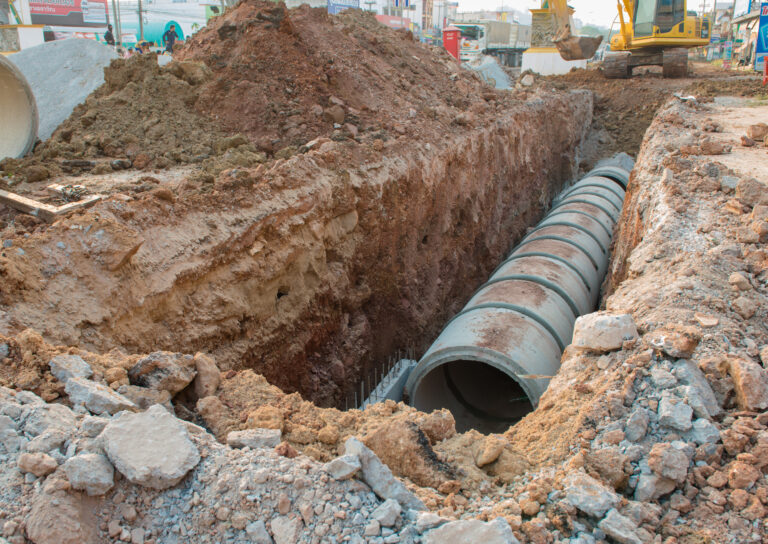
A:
406 162 631 433
0 55 38 160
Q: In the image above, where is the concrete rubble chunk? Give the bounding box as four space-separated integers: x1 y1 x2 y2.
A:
24 428 68 453
423 518 519 544
650 367 676 389
344 437 426 511
571 312 639 352
116 385 173 411
674 359 721 417
658 393 693 431
100 404 200 490
17 451 58 477
647 443 689 484
323 454 361 480
371 498 402 527
49 354 92 383
127 352 197 395
65 377 137 416
226 428 282 450
80 415 109 438
624 408 649 442
598 508 651 544
736 177 768 207
245 520 273 543
634 472 676 501
63 453 114 496
563 472 621 518
269 515 303 544
21 403 77 437
686 418 721 445
728 358 768 411
415 512 447 533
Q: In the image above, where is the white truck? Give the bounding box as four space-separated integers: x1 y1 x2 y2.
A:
452 21 531 67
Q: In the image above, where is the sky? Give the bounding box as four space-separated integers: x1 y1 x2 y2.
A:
456 0 621 28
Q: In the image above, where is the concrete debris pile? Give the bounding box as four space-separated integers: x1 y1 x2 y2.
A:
0 382 521 544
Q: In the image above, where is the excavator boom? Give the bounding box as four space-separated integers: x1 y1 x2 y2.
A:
549 0 603 61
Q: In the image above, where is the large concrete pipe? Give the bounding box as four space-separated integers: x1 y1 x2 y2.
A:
9 39 118 142
0 55 38 160
406 160 632 433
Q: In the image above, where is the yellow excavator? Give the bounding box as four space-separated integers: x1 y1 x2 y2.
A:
603 1 711 78
550 1 710 78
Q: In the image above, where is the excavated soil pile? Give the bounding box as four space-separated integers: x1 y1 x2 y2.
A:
535 67 766 158
1 1 501 188
177 2 493 151
0 54 228 183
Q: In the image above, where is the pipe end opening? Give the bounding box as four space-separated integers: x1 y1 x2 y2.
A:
411 360 534 434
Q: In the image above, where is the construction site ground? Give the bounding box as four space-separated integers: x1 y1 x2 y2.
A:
1 4 768 543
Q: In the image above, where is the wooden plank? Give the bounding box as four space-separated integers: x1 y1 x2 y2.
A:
0 189 103 223
53 195 103 217
0 189 58 222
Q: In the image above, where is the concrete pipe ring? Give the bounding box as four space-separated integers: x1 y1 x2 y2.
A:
0 55 38 160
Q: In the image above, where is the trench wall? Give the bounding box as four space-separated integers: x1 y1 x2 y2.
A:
0 91 593 406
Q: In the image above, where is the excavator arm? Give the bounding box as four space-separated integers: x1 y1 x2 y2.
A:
549 0 603 61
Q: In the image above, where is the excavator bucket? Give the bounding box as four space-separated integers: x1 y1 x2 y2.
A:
553 33 603 61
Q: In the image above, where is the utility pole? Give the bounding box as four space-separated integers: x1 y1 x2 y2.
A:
110 0 122 46
137 0 144 41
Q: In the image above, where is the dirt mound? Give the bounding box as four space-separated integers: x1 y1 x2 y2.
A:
0 54 230 183
177 1 493 151
532 66 766 158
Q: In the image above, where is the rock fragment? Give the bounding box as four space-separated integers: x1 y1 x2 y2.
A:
728 357 768 411
127 352 196 395
269 515 303 544
598 508 652 544
101 405 200 489
323 454 361 480
422 518 519 544
226 428 282 450
245 520 273 543
193 352 220 398
658 394 692 431
344 437 425 510
49 354 92 383
371 498 401 527
63 453 114 495
562 472 620 518
571 313 638 352
624 408 649 442
65 377 137 416
647 443 689 484
17 452 57 477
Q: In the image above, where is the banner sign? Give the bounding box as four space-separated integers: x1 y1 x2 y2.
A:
327 0 358 15
734 0 752 18
30 0 110 27
756 2 768 72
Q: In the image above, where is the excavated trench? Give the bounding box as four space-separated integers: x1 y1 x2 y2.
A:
406 163 632 433
1 91 595 414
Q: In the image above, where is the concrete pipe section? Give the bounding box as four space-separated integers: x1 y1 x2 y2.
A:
0 55 38 160
406 159 632 433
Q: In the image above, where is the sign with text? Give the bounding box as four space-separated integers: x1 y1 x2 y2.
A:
756 2 768 72
30 0 109 27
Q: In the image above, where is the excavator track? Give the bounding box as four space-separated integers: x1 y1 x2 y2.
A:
603 53 631 79
662 48 689 78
